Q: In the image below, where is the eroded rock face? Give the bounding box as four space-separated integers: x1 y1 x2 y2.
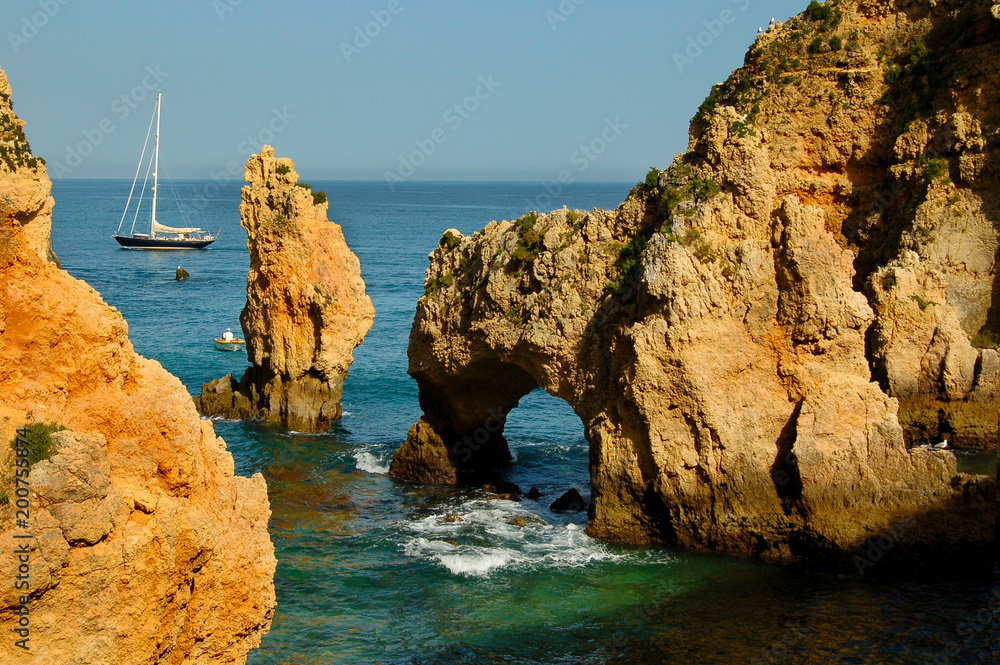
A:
0 75 275 663
391 0 996 567
196 147 374 432
0 68 56 265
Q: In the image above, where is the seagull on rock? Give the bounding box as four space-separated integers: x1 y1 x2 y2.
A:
917 439 949 450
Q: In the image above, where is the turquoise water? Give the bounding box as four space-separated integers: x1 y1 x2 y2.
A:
51 180 996 664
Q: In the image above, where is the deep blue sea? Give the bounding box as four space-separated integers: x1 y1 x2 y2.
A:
50 180 997 664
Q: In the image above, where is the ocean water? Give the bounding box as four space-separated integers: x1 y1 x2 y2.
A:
50 180 997 664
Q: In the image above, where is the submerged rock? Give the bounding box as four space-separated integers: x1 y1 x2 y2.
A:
486 492 521 502
196 147 375 432
390 0 997 569
483 480 521 495
549 489 587 512
0 69 275 664
526 486 542 500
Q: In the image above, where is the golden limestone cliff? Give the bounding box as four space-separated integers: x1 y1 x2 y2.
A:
0 69 275 664
390 0 997 568
0 68 56 265
196 147 374 433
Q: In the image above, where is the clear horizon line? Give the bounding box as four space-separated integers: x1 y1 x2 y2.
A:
50 177 637 185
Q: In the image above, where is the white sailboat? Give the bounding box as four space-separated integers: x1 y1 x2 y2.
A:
113 92 217 249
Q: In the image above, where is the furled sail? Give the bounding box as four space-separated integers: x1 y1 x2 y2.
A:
152 220 203 235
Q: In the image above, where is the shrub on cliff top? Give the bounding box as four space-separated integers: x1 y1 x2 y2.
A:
510 212 543 269
312 191 328 205
441 230 462 250
807 0 832 22
10 423 66 465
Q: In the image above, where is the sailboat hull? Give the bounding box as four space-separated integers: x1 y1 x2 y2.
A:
114 235 215 249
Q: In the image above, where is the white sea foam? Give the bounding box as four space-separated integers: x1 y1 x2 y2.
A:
354 448 391 474
205 415 242 423
400 497 656 577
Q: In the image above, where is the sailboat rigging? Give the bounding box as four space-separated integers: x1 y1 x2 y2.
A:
113 92 217 249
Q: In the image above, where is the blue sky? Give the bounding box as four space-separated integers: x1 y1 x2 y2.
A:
2 0 807 181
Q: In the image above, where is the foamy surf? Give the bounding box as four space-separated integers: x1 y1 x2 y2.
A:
400 497 665 577
354 447 391 474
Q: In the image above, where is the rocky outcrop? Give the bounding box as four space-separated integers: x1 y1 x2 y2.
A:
196 148 374 433
391 0 996 566
0 68 56 264
0 72 275 664
869 254 998 448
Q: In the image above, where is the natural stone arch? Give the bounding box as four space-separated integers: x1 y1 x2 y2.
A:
389 201 992 563
390 1 998 566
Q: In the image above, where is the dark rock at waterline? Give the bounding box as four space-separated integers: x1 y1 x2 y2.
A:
485 493 521 502
526 487 542 500
175 266 189 281
195 373 254 420
549 488 586 512
483 480 521 496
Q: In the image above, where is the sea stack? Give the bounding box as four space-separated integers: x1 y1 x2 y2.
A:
0 68 276 664
197 147 374 432
390 0 997 568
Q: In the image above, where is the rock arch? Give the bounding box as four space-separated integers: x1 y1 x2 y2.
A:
391 1 998 566
389 201 993 563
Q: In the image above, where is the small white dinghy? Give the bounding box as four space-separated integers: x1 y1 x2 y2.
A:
215 338 245 351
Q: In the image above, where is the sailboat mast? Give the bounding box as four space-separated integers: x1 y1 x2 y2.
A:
150 91 161 237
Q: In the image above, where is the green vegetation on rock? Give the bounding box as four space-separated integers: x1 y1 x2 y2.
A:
441 230 462 250
510 212 543 269
10 422 65 465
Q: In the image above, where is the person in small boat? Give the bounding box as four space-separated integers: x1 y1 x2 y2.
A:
222 328 234 342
